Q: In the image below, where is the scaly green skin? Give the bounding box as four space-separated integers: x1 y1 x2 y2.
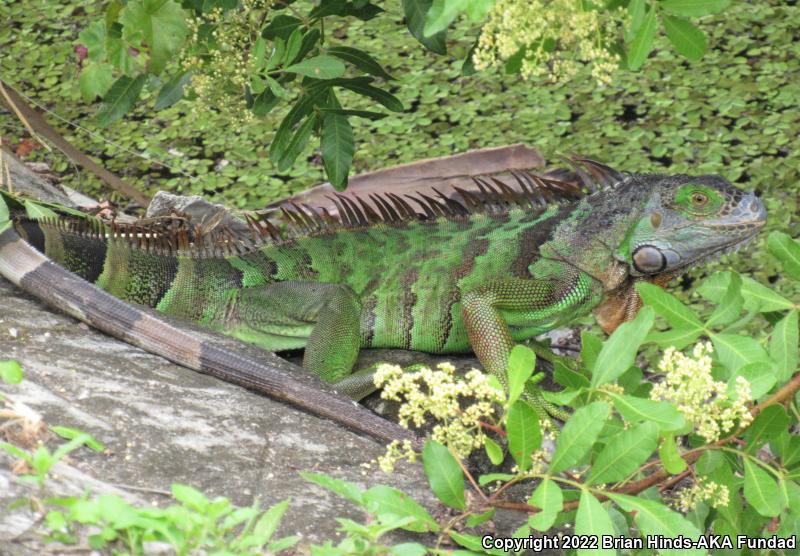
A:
9 168 767 408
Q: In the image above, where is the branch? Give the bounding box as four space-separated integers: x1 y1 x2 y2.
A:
0 79 150 206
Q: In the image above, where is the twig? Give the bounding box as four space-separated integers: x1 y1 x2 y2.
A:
0 79 150 206
457 456 488 501
478 421 506 437
0 81 50 152
109 483 172 496
658 469 692 493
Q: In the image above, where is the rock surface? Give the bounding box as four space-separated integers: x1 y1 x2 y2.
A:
0 279 452 553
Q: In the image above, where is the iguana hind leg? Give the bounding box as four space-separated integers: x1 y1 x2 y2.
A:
232 281 362 383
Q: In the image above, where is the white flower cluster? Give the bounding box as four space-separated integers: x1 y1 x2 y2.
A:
376 439 417 474
674 477 730 512
374 362 504 467
472 0 622 85
183 0 272 127
650 342 753 443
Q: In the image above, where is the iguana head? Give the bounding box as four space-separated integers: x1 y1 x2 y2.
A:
621 174 767 277
588 171 766 333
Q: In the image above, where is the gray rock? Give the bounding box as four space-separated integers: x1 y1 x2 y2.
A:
0 279 453 553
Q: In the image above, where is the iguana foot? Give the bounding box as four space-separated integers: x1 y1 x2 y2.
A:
525 372 572 424
332 363 428 400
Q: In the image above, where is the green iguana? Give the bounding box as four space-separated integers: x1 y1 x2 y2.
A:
0 159 766 440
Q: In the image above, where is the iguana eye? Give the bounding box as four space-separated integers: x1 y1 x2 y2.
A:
632 245 666 274
691 192 708 206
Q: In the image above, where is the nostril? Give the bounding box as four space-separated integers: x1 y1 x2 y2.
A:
750 200 760 213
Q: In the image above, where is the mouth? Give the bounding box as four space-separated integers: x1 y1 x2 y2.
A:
682 226 763 271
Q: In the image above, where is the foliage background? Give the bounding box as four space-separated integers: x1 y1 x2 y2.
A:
0 0 797 301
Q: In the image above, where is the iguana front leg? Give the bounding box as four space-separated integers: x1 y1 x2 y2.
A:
460 270 602 418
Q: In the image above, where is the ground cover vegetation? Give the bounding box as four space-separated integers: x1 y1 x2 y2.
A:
0 0 799 554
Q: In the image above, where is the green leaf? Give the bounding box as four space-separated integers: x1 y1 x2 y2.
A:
423 0 467 37
484 436 504 466
506 400 542 471
768 232 800 280
662 15 707 61
710 332 771 374
390 543 428 556
283 28 303 66
106 35 141 76
0 196 9 226
637 282 704 331
422 440 465 510
466 509 496 528
587 421 659 484
171 484 209 512
661 0 730 17
294 28 322 65
0 360 23 385
24 201 58 220
0 441 32 464
626 6 657 70
606 393 685 431
741 277 795 311
336 80 404 112
96 75 146 127
553 360 590 389
528 479 562 531
478 472 515 485
326 46 393 80
549 401 610 473
771 310 799 383
78 20 107 61
507 345 536 407
253 499 289 543
778 434 800 467
402 0 447 54
265 37 285 71
448 531 506 556
608 493 704 555
591 306 654 387
286 56 346 79
742 458 783 517
299 471 364 505
275 114 317 172
646 327 706 350
50 427 105 452
318 108 386 120
745 405 789 453
699 271 795 312
363 485 439 532
154 71 190 110
575 491 615 554
706 272 743 328
321 112 354 190
732 363 776 400
659 433 688 474
265 76 291 100
625 0 646 42
580 331 602 370
79 61 115 102
119 0 188 75
261 14 301 41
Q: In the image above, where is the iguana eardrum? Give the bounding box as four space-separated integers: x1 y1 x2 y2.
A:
0 160 766 437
